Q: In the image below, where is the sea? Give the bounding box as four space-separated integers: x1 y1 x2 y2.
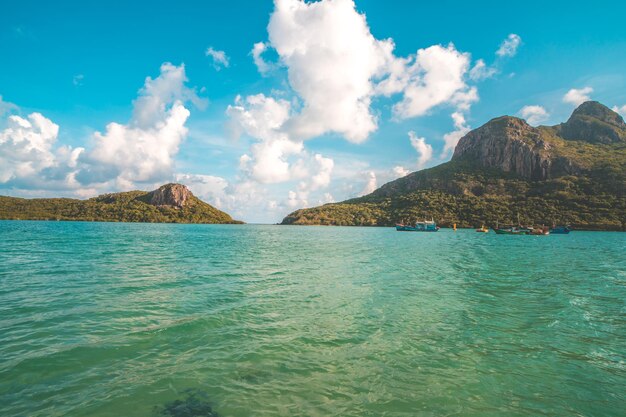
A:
0 221 624 417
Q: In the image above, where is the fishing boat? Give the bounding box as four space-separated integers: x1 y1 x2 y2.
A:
530 226 550 235
550 225 571 234
396 219 439 232
475 225 489 233
493 226 531 235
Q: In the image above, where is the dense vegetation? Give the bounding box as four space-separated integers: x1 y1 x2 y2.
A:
282 104 626 231
0 189 242 224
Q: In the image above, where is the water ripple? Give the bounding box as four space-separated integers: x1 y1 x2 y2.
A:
0 222 625 417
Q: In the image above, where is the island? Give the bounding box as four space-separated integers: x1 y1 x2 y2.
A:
0 183 243 224
281 101 626 231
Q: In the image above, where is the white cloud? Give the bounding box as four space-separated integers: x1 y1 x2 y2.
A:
390 44 475 118
239 138 304 184
226 94 303 184
206 47 230 70
496 34 522 57
469 59 497 81
360 171 377 196
0 113 59 183
251 42 274 75
612 104 626 118
0 112 84 189
392 165 409 178
442 111 471 157
563 87 593 106
408 131 433 169
226 94 291 141
312 154 334 189
131 63 204 129
519 105 549 125
227 93 335 190
267 0 394 143
73 63 203 191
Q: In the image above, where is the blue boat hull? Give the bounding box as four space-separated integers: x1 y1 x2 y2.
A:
550 227 571 234
396 225 439 232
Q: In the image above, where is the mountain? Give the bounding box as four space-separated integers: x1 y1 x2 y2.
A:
0 183 243 224
281 101 626 230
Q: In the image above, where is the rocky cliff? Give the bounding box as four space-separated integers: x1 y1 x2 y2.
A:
451 101 625 180
147 183 192 208
452 116 563 181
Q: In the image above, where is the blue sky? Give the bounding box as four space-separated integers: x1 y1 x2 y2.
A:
1 0 625 222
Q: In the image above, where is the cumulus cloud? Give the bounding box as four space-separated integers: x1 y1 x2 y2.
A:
442 112 471 157
226 94 291 142
519 105 549 125
76 63 199 190
388 44 475 118
496 34 522 57
612 104 626 118
206 47 230 70
226 94 303 183
0 113 59 183
0 112 84 189
563 87 593 106
408 131 433 169
1 62 205 196
227 93 335 191
267 0 394 143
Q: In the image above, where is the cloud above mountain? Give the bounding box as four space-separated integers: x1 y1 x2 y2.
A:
519 105 549 125
563 87 593 106
1 63 201 194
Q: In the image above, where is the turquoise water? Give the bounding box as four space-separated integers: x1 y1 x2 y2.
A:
0 221 625 417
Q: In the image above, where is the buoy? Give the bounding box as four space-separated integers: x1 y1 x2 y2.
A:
453 223 457 231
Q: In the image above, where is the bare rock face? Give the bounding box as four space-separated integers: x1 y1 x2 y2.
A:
148 183 192 208
452 116 555 180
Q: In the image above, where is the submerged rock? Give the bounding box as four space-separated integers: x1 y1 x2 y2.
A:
154 389 219 417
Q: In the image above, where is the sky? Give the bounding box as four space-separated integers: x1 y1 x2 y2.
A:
1 0 625 223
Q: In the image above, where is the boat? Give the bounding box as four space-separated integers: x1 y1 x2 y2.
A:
396 219 439 232
550 225 571 234
493 226 531 235
475 225 489 233
530 226 550 235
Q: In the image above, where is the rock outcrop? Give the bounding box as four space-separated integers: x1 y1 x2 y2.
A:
147 183 192 208
559 101 626 144
452 116 555 181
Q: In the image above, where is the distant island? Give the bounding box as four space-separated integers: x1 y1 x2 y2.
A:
282 101 626 231
0 183 243 224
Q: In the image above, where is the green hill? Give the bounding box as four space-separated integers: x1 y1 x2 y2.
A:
0 183 243 224
281 101 626 230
